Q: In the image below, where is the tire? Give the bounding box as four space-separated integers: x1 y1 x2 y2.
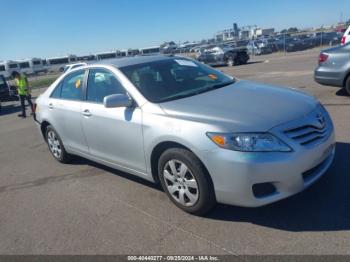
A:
226 55 235 67
45 125 72 163
158 148 216 215
345 76 350 96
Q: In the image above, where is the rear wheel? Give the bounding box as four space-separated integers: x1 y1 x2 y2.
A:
45 125 72 163
345 75 350 96
158 148 216 215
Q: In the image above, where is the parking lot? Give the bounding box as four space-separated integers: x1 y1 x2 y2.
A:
0 48 349 255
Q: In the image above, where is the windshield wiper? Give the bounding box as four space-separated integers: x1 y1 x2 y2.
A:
159 80 235 103
193 80 235 95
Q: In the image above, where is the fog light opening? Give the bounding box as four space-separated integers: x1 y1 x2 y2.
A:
252 183 277 198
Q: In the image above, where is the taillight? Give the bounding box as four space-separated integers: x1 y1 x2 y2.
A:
33 103 37 112
341 36 346 45
319 53 328 64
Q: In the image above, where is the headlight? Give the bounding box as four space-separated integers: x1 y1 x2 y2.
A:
207 132 292 152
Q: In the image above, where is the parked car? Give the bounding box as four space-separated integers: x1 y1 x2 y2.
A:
196 45 249 66
314 42 350 95
0 74 18 102
246 41 273 55
35 55 335 215
314 32 342 46
341 25 350 45
301 37 317 49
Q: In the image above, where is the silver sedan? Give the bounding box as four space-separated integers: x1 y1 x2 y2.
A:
314 42 350 95
35 55 335 215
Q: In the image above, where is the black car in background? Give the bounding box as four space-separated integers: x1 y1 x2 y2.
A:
196 45 249 66
0 75 18 102
314 32 342 46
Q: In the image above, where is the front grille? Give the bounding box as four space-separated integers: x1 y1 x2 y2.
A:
284 123 328 146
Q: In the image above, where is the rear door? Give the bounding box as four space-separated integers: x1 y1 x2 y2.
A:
80 68 146 173
47 69 89 154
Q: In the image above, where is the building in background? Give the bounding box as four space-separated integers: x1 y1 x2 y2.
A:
215 22 241 42
255 28 275 37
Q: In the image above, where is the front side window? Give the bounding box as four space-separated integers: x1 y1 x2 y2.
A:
0 65 5 72
120 58 234 103
86 69 126 103
60 70 85 100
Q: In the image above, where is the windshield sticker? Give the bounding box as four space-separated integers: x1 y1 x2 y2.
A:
175 59 198 67
75 79 81 89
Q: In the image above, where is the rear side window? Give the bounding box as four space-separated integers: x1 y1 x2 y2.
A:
50 82 62 98
59 70 85 100
86 69 126 103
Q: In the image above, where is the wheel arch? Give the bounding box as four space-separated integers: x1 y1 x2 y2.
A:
40 120 51 139
150 141 215 192
342 70 350 87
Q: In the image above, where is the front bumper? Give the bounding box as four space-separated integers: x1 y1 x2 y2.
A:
200 107 335 207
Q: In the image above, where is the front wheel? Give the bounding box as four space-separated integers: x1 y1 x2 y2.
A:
45 125 72 163
158 148 216 215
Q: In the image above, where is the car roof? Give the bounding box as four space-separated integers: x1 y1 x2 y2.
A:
91 55 178 68
66 62 87 66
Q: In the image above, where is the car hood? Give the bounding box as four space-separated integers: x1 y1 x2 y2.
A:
159 80 318 132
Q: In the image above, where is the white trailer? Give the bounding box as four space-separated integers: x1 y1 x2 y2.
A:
0 60 20 79
46 55 77 72
30 58 46 74
140 46 160 55
18 60 33 75
95 51 117 60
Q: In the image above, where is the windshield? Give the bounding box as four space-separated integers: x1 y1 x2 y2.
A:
119 58 235 103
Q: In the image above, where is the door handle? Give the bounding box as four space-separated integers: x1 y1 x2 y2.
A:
82 109 92 117
48 103 54 109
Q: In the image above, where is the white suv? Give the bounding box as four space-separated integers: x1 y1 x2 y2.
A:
341 26 350 45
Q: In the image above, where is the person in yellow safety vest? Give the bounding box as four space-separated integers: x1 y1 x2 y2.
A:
11 71 34 118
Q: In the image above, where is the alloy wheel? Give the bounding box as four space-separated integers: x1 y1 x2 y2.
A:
47 130 62 159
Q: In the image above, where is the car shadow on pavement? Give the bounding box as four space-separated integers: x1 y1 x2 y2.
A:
206 142 350 232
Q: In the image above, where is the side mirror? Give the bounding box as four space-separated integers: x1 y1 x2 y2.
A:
103 94 133 108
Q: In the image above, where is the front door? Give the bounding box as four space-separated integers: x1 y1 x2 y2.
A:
81 68 146 173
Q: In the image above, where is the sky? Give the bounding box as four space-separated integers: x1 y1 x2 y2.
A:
0 0 349 60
